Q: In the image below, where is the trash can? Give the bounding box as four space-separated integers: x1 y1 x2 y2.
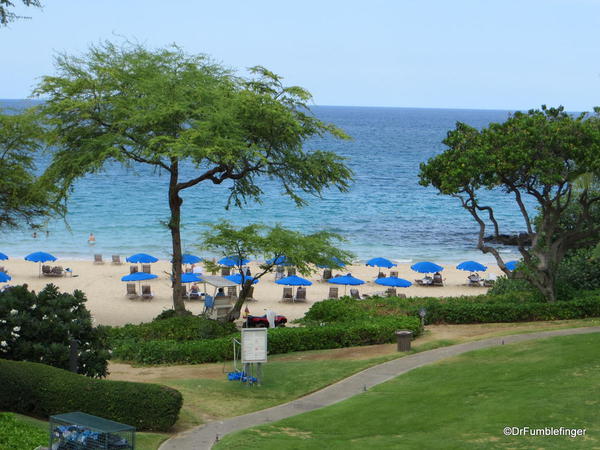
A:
395 330 413 352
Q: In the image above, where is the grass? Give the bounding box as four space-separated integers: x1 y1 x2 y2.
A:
0 412 169 450
215 332 600 449
166 354 404 430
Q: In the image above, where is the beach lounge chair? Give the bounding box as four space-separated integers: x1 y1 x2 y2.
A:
227 286 237 298
0 266 7 274
221 267 231 276
281 287 293 302
189 285 201 300
415 276 433 286
294 287 307 302
322 269 332 281
467 274 482 287
126 283 138 299
287 268 296 277
130 265 138 274
385 288 397 297
112 255 123 265
328 287 339 299
432 273 444 287
141 285 153 300
142 264 151 274
93 254 104 265
378 272 386 279
203 294 215 314
42 265 52 276
390 271 398 278
350 288 361 299
275 265 285 279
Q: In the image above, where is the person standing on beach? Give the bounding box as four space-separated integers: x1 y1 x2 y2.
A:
88 232 96 245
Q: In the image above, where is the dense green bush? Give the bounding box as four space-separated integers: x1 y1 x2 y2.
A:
0 413 46 450
153 308 193 321
0 359 182 431
556 248 600 299
112 316 422 364
320 293 600 325
0 284 111 378
109 315 238 342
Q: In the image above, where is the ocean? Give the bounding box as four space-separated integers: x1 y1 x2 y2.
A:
0 100 527 263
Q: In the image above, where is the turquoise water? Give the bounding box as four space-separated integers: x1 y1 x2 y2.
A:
0 100 527 262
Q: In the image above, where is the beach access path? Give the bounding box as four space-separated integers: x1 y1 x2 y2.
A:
159 326 600 450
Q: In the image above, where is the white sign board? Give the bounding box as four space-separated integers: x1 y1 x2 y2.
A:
241 328 268 363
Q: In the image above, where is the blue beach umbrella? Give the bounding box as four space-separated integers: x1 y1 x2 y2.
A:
126 253 159 264
219 256 250 267
411 261 444 273
366 257 397 269
275 275 312 286
181 254 202 265
180 273 203 283
505 260 519 271
317 257 346 269
0 252 8 261
375 277 412 288
329 274 365 295
0 272 11 283
456 261 487 272
226 273 259 285
121 272 158 282
25 251 57 276
25 251 56 263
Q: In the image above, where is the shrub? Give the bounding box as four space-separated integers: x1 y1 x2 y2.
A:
556 248 600 299
153 308 193 321
0 284 110 378
298 297 366 324
111 316 422 365
109 315 237 343
0 359 182 431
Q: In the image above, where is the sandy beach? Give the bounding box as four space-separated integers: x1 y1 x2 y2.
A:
0 258 503 326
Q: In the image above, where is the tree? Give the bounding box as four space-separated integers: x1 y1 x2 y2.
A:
0 109 62 228
35 42 353 314
201 221 353 321
0 0 41 25
419 106 600 302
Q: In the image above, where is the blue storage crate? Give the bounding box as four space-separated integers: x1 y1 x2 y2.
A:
49 412 135 449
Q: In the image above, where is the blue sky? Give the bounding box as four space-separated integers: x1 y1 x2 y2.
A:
2 0 599 110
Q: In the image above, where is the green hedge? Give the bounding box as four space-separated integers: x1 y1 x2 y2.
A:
112 316 422 365
303 293 600 326
0 359 182 431
108 315 238 342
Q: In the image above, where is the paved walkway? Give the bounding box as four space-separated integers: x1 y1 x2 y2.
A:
159 326 600 450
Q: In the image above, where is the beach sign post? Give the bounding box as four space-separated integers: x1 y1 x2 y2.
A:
240 328 267 385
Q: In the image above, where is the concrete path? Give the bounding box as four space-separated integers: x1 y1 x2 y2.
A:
159 326 600 450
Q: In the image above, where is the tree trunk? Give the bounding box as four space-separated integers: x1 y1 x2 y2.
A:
168 161 186 314
226 281 252 322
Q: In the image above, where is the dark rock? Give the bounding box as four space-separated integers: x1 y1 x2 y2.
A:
483 233 532 246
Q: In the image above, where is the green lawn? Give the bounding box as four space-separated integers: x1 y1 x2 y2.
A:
167 354 404 430
215 333 600 449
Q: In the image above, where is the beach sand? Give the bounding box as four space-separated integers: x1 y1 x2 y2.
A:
1 258 503 326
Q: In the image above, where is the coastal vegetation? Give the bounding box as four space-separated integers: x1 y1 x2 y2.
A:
201 221 352 321
32 41 353 315
0 358 183 431
0 284 110 378
0 110 62 229
420 106 600 302
0 0 41 26
215 333 600 449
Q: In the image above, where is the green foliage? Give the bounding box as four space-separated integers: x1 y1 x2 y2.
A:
487 276 542 300
0 358 182 431
0 284 111 378
419 106 600 302
153 308 193 321
555 248 600 298
0 110 63 228
111 317 422 365
0 0 41 25
303 293 600 325
109 315 237 342
0 412 47 450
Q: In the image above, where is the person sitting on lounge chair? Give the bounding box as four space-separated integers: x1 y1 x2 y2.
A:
433 272 443 284
215 287 225 297
422 275 433 285
467 273 481 286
